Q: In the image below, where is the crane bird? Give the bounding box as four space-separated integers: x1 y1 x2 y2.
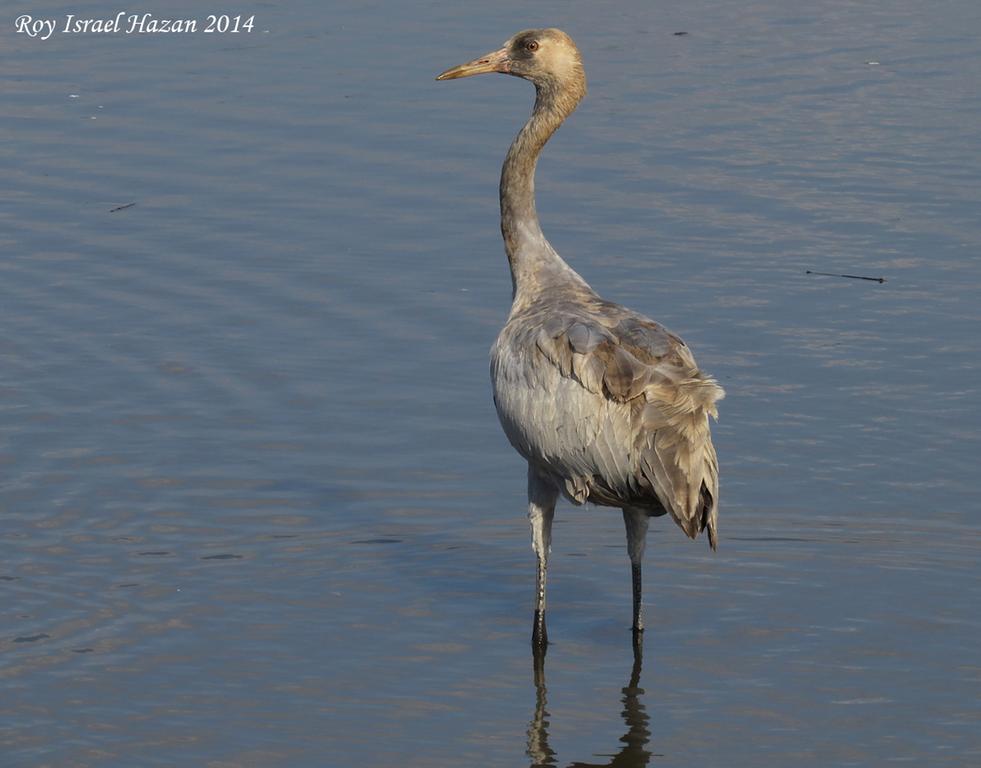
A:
437 29 723 646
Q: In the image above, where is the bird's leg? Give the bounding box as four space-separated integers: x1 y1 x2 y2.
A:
622 507 650 634
528 467 558 648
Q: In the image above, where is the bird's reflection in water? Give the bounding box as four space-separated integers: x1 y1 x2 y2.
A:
527 637 652 768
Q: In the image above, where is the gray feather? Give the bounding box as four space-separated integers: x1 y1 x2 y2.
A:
492 294 723 548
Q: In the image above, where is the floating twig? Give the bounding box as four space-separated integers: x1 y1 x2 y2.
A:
109 202 136 213
805 270 885 283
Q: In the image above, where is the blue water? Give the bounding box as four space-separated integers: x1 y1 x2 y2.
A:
2 1 980 765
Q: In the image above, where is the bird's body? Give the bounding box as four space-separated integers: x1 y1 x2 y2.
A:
491 289 721 532
438 29 723 645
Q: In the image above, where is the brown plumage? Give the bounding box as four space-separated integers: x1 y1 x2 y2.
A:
438 29 723 646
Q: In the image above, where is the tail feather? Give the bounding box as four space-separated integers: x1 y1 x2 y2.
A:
700 483 718 551
638 379 721 549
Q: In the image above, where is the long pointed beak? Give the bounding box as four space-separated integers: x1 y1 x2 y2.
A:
436 46 510 80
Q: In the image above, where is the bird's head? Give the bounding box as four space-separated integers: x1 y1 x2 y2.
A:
437 28 586 102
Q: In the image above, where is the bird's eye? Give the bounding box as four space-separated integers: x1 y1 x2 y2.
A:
525 40 539 52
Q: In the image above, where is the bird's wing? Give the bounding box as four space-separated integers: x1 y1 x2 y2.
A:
533 304 724 548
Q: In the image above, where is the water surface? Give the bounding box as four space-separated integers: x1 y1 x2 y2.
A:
2 0 980 765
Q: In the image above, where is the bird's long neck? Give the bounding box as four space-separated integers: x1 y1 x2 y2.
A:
500 84 588 303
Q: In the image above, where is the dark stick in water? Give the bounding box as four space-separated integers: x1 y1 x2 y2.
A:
806 270 885 283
